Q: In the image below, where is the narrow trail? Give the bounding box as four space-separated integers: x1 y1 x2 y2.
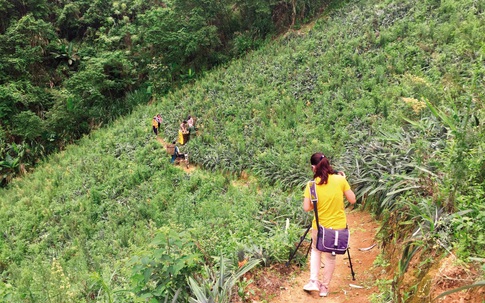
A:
270 209 382 303
156 136 195 173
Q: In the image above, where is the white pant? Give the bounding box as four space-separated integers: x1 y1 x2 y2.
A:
310 229 336 287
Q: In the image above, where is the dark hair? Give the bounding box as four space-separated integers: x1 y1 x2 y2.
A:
310 152 334 185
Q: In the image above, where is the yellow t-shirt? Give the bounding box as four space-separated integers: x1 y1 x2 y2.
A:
152 118 158 128
303 174 351 229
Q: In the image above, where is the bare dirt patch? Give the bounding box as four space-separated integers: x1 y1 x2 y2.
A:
429 255 485 303
156 136 195 173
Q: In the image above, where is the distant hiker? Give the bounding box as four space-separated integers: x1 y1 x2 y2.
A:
152 116 158 136
166 141 175 162
187 115 197 134
187 115 194 128
178 120 189 145
169 141 177 163
170 141 186 164
156 114 163 130
180 120 188 133
302 152 356 298
187 116 194 127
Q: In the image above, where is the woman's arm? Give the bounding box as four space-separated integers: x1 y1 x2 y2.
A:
344 189 356 204
303 197 313 212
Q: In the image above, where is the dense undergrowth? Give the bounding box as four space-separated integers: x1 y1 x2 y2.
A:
0 111 306 301
1 0 485 301
0 0 332 186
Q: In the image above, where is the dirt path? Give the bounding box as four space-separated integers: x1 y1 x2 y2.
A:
275 209 381 303
262 209 485 303
156 136 195 173
246 209 382 303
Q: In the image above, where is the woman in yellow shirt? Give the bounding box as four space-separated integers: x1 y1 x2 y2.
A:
302 152 356 297
152 116 158 136
178 120 188 144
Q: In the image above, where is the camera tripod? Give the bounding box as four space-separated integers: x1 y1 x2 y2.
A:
286 225 356 281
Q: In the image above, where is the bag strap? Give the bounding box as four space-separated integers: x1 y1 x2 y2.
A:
309 181 321 229
310 180 349 231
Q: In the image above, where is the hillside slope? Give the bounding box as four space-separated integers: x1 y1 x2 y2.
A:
1 0 484 301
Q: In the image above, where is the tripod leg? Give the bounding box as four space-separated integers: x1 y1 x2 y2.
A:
306 238 312 258
347 248 356 281
286 225 311 267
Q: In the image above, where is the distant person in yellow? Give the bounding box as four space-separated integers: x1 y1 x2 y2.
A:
178 120 188 145
152 116 158 136
302 152 356 298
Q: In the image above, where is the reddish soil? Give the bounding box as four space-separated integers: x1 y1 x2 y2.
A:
156 136 195 173
272 210 381 303
238 209 383 303
239 210 484 303
428 254 485 303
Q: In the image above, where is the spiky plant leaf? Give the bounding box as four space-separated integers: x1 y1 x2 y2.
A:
433 281 485 301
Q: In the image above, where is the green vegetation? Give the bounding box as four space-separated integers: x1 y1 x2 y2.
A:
1 0 484 301
0 0 331 186
0 114 302 301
